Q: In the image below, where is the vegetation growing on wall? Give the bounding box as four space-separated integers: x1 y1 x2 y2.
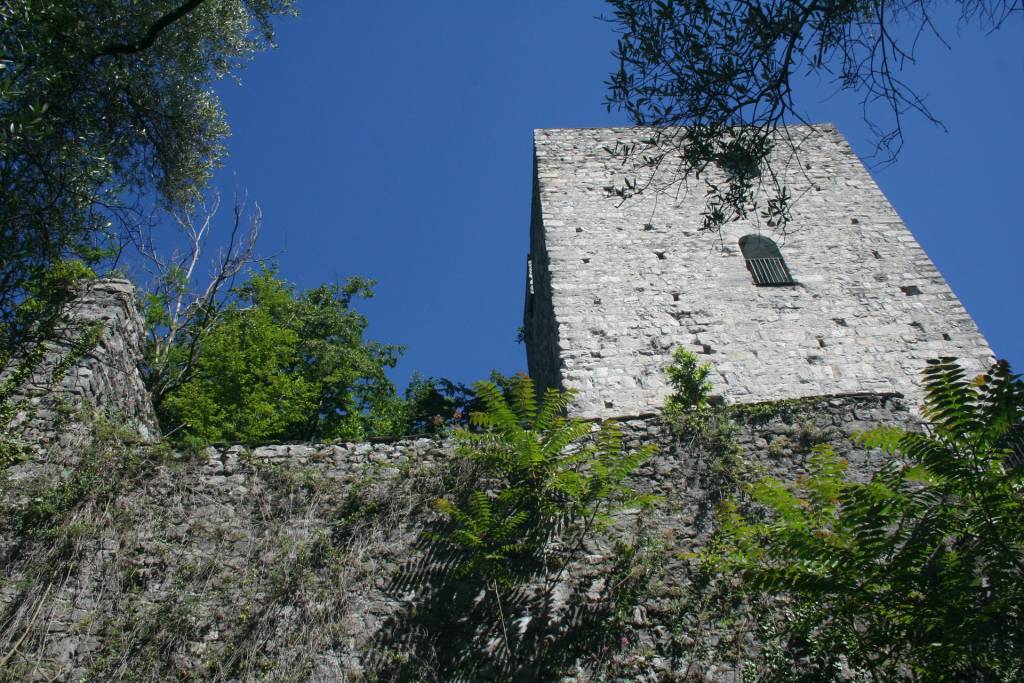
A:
347 376 666 680
701 358 1024 681
663 347 715 419
0 376 666 681
0 414 452 681
661 346 756 492
432 377 658 674
0 263 102 468
3 347 1021 680
650 350 1024 680
2 267 1017 681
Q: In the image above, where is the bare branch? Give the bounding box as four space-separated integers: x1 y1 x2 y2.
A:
135 192 263 402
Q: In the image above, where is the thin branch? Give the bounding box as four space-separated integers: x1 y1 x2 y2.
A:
132 191 263 402
0 582 52 669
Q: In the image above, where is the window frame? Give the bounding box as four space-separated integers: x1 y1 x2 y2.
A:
738 235 795 286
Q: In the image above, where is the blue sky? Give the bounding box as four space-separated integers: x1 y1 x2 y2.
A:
205 2 1023 391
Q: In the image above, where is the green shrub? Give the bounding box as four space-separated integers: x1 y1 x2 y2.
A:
433 376 659 660
663 346 714 418
437 377 657 580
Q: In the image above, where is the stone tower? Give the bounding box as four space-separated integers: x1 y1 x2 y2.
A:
523 125 993 419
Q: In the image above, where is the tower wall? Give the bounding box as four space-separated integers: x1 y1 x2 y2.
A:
524 162 562 395
524 125 993 418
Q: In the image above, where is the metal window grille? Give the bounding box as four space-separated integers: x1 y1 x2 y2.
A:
745 257 794 286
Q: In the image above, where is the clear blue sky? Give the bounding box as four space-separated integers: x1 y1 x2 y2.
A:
205 2 1023 392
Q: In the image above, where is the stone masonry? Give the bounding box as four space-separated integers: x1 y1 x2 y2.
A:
5 278 158 452
524 125 994 418
1 393 919 681
0 244 938 682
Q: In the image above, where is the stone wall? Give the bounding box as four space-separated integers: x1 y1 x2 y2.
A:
5 278 158 461
525 163 562 395
0 391 920 681
524 125 993 418
58 278 157 441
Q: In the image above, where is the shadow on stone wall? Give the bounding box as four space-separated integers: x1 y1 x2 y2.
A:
365 513 657 681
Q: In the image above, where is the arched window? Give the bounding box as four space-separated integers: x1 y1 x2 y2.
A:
739 235 794 286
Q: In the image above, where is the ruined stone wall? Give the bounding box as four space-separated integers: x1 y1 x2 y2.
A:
56 279 157 440
5 278 158 460
0 392 919 681
525 125 993 418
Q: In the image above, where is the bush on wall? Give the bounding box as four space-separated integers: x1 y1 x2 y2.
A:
702 358 1024 681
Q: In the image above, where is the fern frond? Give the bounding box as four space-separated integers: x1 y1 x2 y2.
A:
441 372 661 609
505 375 538 425
703 358 1024 680
467 491 492 522
539 419 591 462
469 380 521 434
534 386 573 433
856 426 906 453
921 358 983 441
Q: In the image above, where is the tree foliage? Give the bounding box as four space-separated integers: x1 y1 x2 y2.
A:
604 0 1022 232
0 0 294 329
400 372 475 434
138 192 263 404
157 269 405 445
704 358 1024 680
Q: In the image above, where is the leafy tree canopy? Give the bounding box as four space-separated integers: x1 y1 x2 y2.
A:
401 373 475 435
604 0 1021 233
0 0 295 331
157 269 405 446
703 358 1024 680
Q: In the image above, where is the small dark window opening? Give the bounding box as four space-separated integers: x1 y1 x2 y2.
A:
739 235 794 286
524 254 535 318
